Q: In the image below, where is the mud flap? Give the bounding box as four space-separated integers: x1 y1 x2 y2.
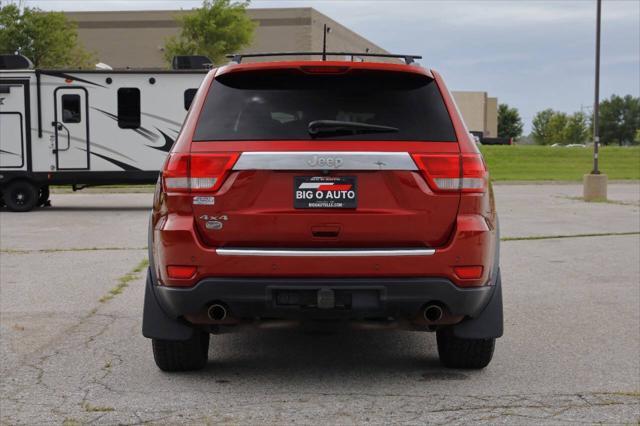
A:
451 214 503 340
142 215 194 341
142 269 195 341
451 269 503 339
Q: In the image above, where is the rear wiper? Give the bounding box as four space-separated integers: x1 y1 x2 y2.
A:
308 120 399 137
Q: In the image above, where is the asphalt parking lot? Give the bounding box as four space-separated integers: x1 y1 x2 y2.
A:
1 183 639 424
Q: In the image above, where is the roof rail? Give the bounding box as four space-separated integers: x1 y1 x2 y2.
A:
226 52 422 65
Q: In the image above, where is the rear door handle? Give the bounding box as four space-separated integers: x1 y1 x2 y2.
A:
311 225 341 239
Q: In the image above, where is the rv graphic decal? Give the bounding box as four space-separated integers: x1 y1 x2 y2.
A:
90 141 138 163
92 107 161 143
153 129 175 152
40 71 106 88
81 149 142 171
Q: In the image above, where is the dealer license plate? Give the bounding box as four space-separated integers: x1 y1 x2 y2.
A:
294 176 357 209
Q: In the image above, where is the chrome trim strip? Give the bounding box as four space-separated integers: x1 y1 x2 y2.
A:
216 248 435 257
233 151 418 171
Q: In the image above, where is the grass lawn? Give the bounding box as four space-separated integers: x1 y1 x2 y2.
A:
480 145 640 181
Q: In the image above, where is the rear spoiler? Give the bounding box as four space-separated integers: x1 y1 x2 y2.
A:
226 52 422 65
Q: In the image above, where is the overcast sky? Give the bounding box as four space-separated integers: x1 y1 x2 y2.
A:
15 0 640 132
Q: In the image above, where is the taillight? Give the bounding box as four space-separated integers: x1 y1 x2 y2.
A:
190 153 239 191
162 152 239 192
412 153 487 193
460 154 487 192
163 153 190 191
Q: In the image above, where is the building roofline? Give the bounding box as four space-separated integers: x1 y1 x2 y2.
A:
65 8 317 30
64 7 315 16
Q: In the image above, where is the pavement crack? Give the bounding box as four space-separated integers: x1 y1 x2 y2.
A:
1 258 147 389
97 258 148 304
556 195 640 207
501 231 639 242
84 315 117 348
0 247 147 254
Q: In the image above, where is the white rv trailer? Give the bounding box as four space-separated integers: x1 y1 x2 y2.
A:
0 55 207 211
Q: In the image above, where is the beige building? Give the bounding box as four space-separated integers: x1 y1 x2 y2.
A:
451 91 498 137
65 8 498 137
65 8 390 68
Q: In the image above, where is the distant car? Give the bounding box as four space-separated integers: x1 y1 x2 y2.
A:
142 53 504 372
551 143 586 148
470 131 484 144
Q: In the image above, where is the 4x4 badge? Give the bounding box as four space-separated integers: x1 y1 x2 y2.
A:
199 215 228 221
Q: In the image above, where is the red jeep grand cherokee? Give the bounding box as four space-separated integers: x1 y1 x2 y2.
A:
143 53 503 372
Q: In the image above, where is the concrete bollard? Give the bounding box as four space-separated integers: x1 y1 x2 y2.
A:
583 173 608 201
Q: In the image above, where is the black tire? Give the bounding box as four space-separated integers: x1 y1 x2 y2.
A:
152 330 210 372
38 186 51 207
436 328 495 369
2 180 39 212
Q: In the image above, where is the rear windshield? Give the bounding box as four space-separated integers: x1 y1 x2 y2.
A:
193 69 457 141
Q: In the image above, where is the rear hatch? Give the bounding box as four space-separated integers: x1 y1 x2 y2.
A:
186 65 460 249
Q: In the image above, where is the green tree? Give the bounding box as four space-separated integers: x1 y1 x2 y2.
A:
497 103 524 139
546 112 568 145
562 112 590 145
0 4 95 68
598 94 640 146
531 109 582 145
164 0 256 66
531 109 555 145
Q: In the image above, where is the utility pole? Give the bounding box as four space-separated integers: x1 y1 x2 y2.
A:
583 0 607 201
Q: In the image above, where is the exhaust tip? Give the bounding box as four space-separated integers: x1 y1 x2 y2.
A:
207 303 228 321
423 304 443 322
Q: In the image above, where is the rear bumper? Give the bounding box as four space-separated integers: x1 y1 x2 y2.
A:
143 214 503 340
155 276 494 321
153 213 497 287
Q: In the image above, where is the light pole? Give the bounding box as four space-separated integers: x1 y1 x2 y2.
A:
592 0 601 175
322 24 331 61
583 0 607 201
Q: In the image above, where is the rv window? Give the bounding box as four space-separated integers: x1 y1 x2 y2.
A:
117 88 141 129
184 88 198 110
61 94 81 123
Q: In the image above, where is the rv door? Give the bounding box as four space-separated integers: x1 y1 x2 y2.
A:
53 87 89 170
0 81 27 169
